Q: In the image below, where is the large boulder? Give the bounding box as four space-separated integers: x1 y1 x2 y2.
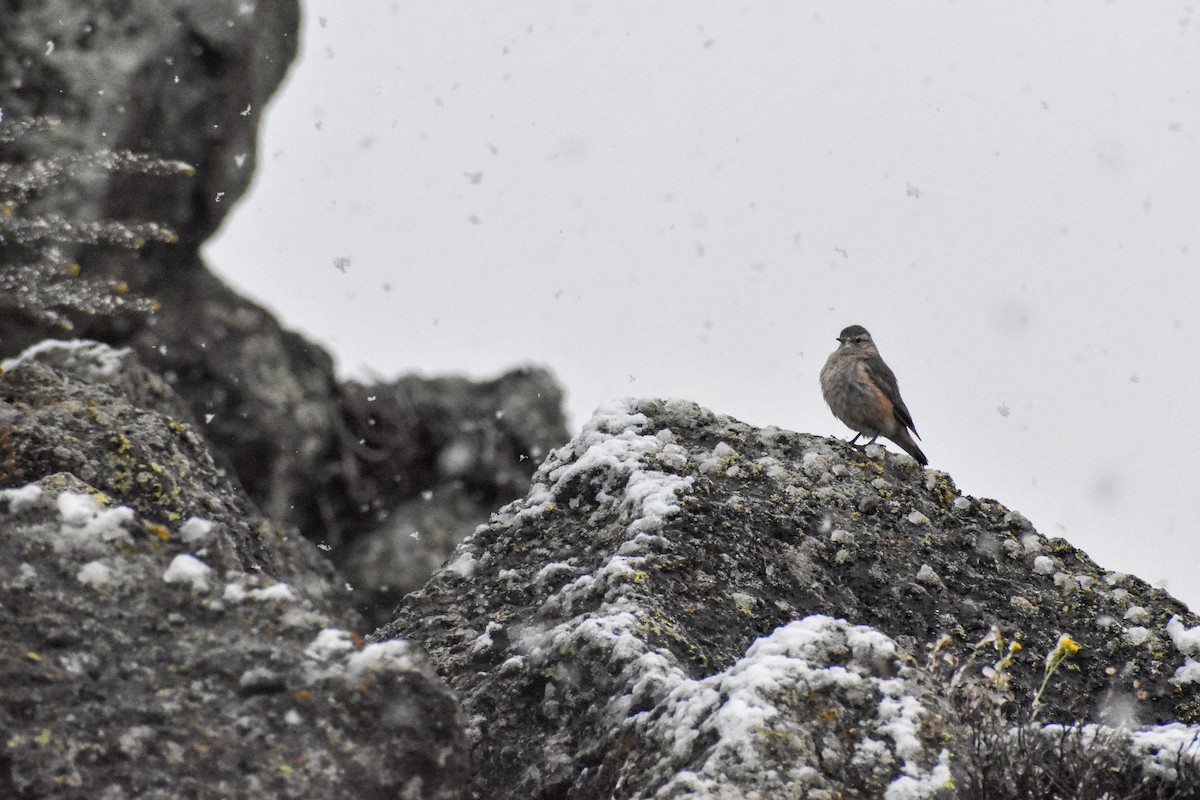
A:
377 398 1200 798
0 341 468 799
0 0 349 555
0 0 299 253
0 0 571 623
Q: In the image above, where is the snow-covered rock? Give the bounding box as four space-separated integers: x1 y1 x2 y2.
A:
380 397 1200 799
0 341 467 798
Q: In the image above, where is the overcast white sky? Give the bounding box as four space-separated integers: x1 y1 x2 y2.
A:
206 3 1200 612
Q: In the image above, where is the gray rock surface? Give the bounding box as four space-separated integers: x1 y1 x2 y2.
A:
337 369 568 627
378 398 1200 799
0 341 468 799
0 0 298 252
0 0 337 539
12 1 1197 796
0 0 571 627
0 339 335 599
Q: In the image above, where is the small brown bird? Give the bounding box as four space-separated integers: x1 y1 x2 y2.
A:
820 324 928 465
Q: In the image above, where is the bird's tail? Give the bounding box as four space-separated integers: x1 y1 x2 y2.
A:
890 428 928 466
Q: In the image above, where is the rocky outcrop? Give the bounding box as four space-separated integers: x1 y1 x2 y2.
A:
0 341 468 799
9 1 1197 796
0 0 565 773
0 338 334 598
0 0 335 536
378 398 1200 799
0 0 571 623
0 0 299 253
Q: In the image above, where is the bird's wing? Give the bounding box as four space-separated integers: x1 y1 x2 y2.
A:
865 357 920 438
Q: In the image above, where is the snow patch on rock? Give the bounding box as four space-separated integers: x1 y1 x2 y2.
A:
223 578 299 604
1039 722 1200 782
57 491 134 544
1166 615 1200 655
303 627 427 684
1 338 130 382
1130 723 1200 780
179 517 215 545
0 484 44 513
345 639 425 681
77 560 114 588
500 398 693 535
162 554 212 592
305 628 356 662
627 615 948 798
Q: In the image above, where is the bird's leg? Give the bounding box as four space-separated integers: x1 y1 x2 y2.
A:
848 434 861 445
866 434 879 445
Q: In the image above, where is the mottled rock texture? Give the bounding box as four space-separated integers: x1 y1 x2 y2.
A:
9 2 1198 798
379 398 1200 799
0 0 299 253
337 369 567 628
0 0 570 620
0 341 467 799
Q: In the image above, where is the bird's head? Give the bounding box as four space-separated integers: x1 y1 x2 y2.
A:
836 325 875 350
